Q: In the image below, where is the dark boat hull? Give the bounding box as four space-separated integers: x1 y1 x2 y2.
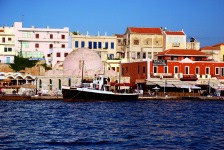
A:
62 88 139 101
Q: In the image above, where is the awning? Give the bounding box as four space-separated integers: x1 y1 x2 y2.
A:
109 82 135 86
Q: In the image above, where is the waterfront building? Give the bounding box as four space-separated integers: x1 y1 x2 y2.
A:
124 27 163 62
121 49 224 95
212 42 224 61
0 25 15 63
200 46 220 61
163 29 186 50
13 22 70 66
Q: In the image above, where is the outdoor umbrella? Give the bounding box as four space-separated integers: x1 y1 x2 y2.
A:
152 86 160 96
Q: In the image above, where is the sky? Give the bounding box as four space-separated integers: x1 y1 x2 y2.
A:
1 0 224 47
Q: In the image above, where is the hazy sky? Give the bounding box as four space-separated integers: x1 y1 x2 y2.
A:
1 0 224 47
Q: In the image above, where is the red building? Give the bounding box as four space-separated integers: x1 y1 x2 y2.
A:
121 49 224 95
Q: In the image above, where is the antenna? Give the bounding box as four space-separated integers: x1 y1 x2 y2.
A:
21 14 24 22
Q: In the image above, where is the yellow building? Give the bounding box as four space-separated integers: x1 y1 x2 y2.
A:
0 26 15 63
213 42 224 61
124 27 163 62
163 29 186 50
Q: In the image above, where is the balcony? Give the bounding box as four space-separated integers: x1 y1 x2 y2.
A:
172 42 180 47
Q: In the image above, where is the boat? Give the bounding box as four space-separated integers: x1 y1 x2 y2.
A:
62 74 139 101
62 60 139 101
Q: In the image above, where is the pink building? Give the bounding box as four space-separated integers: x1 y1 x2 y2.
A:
13 22 70 66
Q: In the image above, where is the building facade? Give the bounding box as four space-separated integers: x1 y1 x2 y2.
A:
0 26 15 63
13 22 70 65
163 29 186 50
124 27 163 62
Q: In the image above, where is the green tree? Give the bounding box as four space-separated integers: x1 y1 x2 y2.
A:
9 56 39 72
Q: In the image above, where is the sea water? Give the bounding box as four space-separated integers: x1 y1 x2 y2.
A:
0 100 224 149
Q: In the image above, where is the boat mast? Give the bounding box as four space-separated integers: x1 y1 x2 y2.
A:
81 60 84 87
119 61 121 91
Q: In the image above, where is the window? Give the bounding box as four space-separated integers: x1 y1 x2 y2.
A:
8 38 12 41
56 52 61 57
131 52 135 59
35 43 39 48
111 42 114 49
6 57 10 63
109 54 114 59
105 42 108 49
35 34 39 39
134 40 139 45
33 51 44 58
64 53 68 57
98 42 102 49
81 41 85 48
185 66 189 74
93 42 97 49
215 67 219 75
8 48 12 52
221 68 224 76
164 66 168 73
88 41 92 49
153 66 158 73
75 41 78 48
61 35 65 39
50 34 53 39
137 52 140 59
180 37 184 43
148 52 152 59
169 37 172 43
174 66 178 74
49 44 53 48
4 47 7 52
143 52 146 59
117 67 119 73
196 67 200 74
205 67 210 74
61 44 65 48
22 42 29 48
2 37 5 43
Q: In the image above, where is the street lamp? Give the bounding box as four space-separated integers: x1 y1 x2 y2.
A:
35 77 38 95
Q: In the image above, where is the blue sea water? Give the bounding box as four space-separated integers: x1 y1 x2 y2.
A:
0 100 224 149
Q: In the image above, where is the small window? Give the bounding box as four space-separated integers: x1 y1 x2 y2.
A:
98 42 102 49
35 34 39 39
49 44 53 48
8 48 12 52
50 34 53 39
81 41 85 48
4 47 7 52
93 42 97 49
88 41 92 49
111 42 114 49
137 52 140 59
2 37 5 43
56 52 60 57
75 41 78 48
35 43 39 48
134 40 139 45
61 35 65 39
8 38 12 41
105 42 108 49
61 44 65 48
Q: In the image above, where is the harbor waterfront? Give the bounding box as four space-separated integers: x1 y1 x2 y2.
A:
1 94 224 101
0 99 224 149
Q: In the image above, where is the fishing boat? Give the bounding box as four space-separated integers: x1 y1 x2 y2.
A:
62 74 139 101
62 61 139 101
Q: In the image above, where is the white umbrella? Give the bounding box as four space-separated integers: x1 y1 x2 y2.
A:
152 86 160 90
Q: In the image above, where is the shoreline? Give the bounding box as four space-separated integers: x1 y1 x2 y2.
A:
0 94 224 101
